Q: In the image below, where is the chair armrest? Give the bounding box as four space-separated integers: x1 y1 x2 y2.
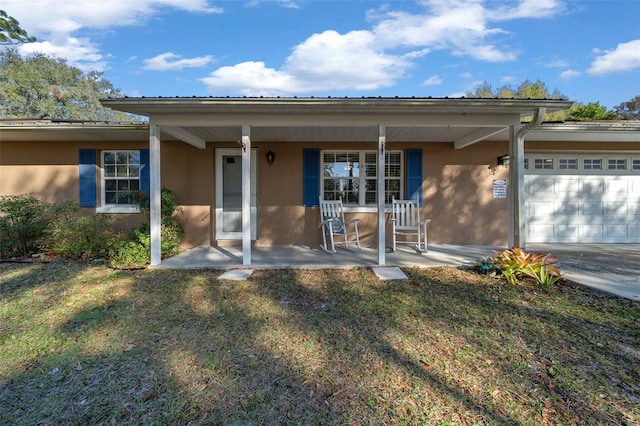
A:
319 218 334 228
420 219 432 225
345 218 360 224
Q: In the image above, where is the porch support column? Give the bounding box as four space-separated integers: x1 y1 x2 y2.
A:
241 124 252 265
149 124 162 266
377 124 386 266
509 107 545 249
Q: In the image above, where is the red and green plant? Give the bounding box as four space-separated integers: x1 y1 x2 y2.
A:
492 247 563 286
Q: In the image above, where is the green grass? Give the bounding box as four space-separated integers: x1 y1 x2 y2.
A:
1 262 638 425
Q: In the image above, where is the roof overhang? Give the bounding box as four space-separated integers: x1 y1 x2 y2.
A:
0 120 152 142
101 96 573 117
98 97 575 148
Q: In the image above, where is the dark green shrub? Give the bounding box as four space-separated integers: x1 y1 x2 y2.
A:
108 230 150 269
160 217 183 258
47 202 118 260
0 194 53 258
106 187 184 268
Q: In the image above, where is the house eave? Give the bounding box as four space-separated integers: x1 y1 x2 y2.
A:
100 96 574 117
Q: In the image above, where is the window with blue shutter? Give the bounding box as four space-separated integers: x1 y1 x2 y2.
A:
79 149 97 207
303 148 320 206
405 149 423 205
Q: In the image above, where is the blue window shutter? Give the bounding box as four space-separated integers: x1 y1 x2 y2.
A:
140 149 150 195
303 148 320 206
78 149 96 207
406 149 423 205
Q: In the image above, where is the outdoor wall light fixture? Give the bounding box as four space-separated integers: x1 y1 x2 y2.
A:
266 150 275 165
497 154 510 168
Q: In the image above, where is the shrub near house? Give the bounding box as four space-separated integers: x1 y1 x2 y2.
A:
0 188 183 267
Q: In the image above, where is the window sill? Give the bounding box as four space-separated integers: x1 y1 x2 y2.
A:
96 206 141 214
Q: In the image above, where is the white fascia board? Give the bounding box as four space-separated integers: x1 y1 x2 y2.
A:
151 112 522 128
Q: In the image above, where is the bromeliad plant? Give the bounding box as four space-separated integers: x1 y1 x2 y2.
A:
492 247 563 286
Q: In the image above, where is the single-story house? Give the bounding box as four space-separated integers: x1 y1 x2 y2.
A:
1 97 639 266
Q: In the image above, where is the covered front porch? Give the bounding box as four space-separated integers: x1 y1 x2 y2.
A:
155 244 500 270
102 97 574 268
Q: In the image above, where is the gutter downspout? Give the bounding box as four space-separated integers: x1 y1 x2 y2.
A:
509 107 545 249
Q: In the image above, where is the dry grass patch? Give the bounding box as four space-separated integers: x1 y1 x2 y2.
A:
0 262 638 425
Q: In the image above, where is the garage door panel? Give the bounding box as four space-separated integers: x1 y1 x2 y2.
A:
580 202 603 216
604 202 628 216
525 160 639 243
555 178 580 193
556 225 579 240
527 224 555 241
530 201 555 216
555 201 579 216
605 179 628 195
605 225 628 239
527 177 555 195
580 225 603 240
580 179 604 195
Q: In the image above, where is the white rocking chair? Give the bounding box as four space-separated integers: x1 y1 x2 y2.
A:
389 197 431 253
319 197 361 253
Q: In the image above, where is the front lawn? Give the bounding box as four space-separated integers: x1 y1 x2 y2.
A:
1 262 638 425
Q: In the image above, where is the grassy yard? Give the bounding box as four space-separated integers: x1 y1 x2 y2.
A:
0 262 638 425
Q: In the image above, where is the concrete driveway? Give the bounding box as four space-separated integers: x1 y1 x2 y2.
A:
528 244 640 301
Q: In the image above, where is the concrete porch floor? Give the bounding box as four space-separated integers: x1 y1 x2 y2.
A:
156 244 500 270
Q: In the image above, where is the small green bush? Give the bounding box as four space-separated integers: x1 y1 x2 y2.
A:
0 194 54 258
47 202 118 260
108 230 150 269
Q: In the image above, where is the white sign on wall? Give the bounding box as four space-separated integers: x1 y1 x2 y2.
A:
493 179 507 199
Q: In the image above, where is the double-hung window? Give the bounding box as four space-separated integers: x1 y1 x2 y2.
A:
101 150 141 211
321 150 402 206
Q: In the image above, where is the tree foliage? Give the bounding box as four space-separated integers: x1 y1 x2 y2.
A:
465 79 634 121
0 49 131 120
0 10 35 45
465 79 570 120
614 94 640 120
568 101 618 121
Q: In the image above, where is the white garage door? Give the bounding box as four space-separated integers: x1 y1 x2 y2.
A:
525 155 640 243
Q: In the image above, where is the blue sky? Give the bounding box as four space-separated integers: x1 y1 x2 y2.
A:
5 0 640 109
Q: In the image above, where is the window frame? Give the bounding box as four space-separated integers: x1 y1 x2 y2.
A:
97 150 142 213
320 149 404 209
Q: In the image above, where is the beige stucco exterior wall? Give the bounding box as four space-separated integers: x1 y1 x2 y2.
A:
3 137 638 250
0 139 147 232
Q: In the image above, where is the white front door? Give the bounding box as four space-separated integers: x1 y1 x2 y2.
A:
216 148 257 240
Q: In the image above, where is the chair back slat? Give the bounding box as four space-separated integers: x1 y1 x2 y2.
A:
391 198 420 229
319 198 345 221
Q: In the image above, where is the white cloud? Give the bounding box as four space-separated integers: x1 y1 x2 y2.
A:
201 0 565 95
200 30 409 95
500 76 518 84
559 69 581 80
488 0 565 20
587 40 640 76
19 37 107 72
5 0 222 71
143 52 214 71
422 75 443 86
544 58 570 68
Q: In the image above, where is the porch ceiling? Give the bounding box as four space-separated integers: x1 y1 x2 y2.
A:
170 125 483 143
